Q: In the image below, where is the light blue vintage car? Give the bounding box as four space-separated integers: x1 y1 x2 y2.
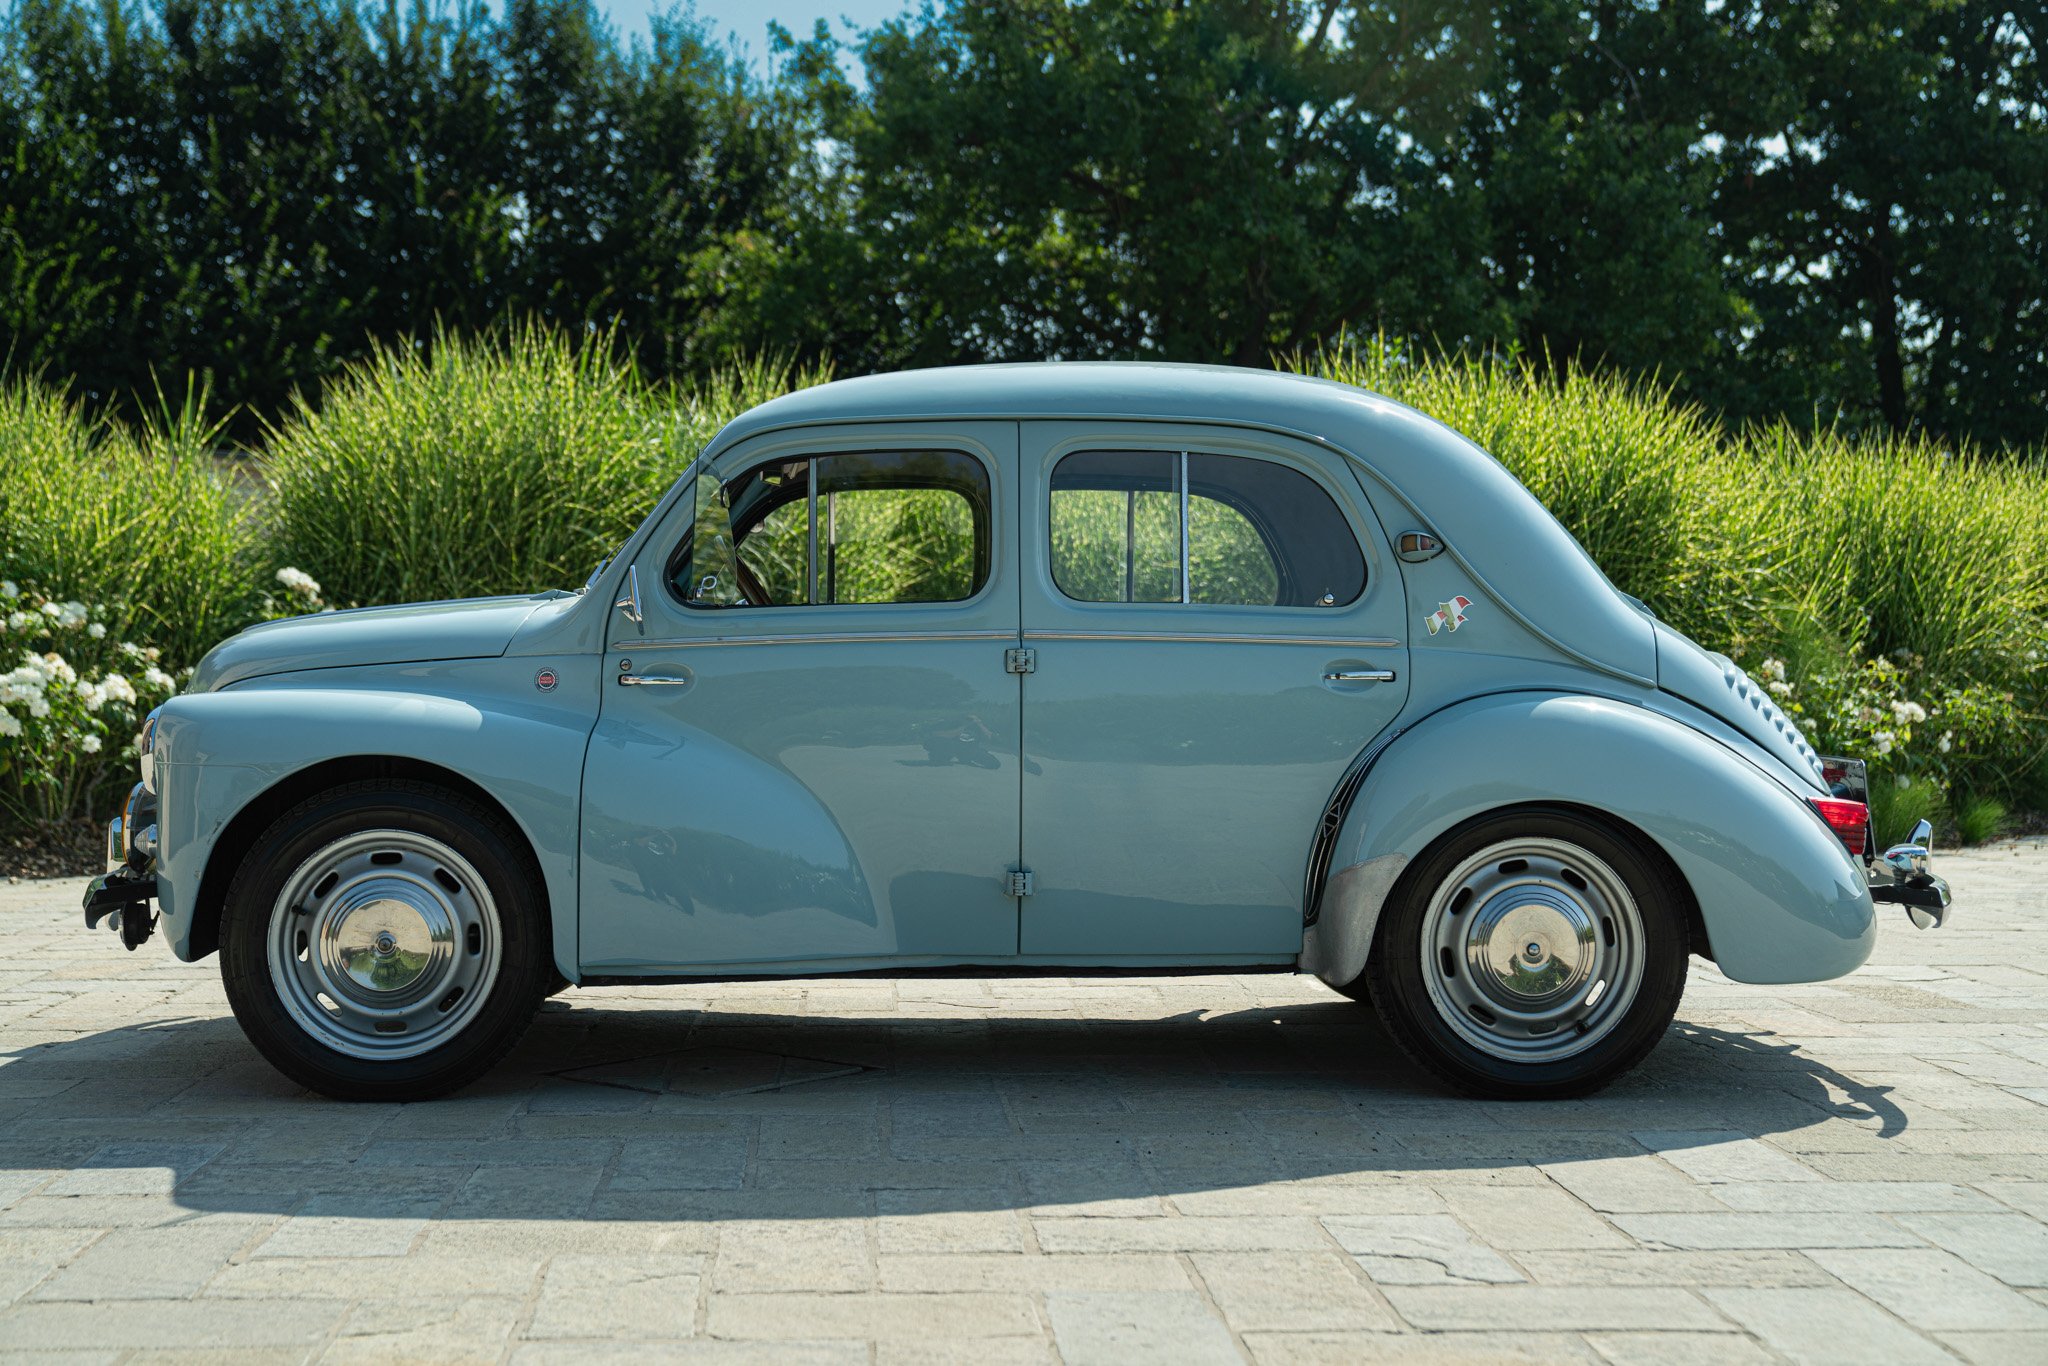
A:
83 364 1951 1101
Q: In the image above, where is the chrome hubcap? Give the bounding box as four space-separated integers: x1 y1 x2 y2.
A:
1421 837 1645 1063
267 830 500 1061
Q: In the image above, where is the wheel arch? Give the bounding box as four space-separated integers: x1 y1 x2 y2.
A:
189 756 550 965
1301 691 1875 990
1372 797 1707 961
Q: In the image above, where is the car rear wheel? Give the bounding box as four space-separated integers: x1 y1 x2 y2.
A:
1363 807 1688 1099
219 780 549 1101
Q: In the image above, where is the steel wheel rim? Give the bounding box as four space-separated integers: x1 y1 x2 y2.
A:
1419 836 1646 1064
266 829 501 1061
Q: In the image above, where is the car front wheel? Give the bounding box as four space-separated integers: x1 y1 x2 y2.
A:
218 780 549 1101
1364 807 1689 1099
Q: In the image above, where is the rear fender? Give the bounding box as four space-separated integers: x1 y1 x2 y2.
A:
1302 692 1874 988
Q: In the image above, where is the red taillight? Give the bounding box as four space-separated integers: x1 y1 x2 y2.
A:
1808 797 1869 857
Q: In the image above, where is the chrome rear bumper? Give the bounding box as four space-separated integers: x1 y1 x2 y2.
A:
1867 818 1951 930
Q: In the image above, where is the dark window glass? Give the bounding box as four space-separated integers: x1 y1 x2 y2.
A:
1049 450 1364 608
1047 450 1182 603
671 450 991 608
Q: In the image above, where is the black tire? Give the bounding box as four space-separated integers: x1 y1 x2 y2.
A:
218 780 550 1101
1363 806 1688 1100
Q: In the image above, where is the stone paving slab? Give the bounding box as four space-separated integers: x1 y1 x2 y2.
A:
1 842 2046 1362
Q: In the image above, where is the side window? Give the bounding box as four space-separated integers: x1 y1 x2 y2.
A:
1049 450 1365 608
671 450 992 608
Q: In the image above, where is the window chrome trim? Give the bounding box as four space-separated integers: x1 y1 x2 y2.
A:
631 629 1019 651
805 456 820 605
1023 630 1400 648
1178 449 1192 605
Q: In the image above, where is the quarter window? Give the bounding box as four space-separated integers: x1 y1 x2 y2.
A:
1049 450 1365 608
672 450 992 608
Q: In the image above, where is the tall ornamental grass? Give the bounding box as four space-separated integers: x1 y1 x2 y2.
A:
262 327 822 607
1764 426 2048 687
262 326 670 608
0 378 264 668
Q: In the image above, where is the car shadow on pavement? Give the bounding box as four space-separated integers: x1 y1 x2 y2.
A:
0 995 1909 1222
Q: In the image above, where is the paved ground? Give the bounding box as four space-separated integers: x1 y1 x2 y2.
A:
0 848 2046 1364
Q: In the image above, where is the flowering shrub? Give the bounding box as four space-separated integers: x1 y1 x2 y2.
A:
1747 649 2038 827
272 566 325 611
261 566 330 622
0 582 181 826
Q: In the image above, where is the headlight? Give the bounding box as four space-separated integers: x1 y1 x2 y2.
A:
138 708 162 795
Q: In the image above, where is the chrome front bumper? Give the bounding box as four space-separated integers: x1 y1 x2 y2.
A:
82 783 159 951
1867 818 1951 930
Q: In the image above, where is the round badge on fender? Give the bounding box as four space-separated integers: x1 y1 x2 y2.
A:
534 668 558 692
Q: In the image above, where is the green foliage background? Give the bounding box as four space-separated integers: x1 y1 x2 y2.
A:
3 0 2045 449
1 325 2042 841
3 0 2046 839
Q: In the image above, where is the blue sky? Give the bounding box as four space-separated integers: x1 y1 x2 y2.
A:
613 0 909 61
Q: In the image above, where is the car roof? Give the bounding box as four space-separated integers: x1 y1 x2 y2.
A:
711 362 1407 455
704 362 1656 684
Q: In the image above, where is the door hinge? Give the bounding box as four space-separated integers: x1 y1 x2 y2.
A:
1004 868 1035 898
1004 647 1037 675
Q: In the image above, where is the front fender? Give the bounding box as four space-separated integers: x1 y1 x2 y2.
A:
152 658 597 976
1303 691 1874 988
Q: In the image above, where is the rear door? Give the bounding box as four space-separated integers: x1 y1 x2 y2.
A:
1017 423 1409 960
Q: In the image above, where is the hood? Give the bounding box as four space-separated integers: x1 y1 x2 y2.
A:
190 594 558 693
1654 623 1825 792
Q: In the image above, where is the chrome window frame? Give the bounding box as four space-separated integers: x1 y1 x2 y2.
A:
1047 446 1365 610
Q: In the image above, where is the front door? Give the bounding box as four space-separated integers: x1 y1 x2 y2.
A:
1018 423 1410 960
578 424 1023 973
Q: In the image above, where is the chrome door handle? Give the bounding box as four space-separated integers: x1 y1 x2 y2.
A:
618 673 690 687
1324 669 1396 684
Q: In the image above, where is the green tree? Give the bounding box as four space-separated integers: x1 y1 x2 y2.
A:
1712 1 2048 444
1450 1 1752 384
0 0 803 426
715 1 1499 371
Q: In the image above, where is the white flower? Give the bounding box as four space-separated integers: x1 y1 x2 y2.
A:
26 696 48 719
1759 658 1786 683
76 681 104 712
1767 679 1794 698
79 733 102 754
1938 731 1953 754
98 674 137 706
0 712 19 738
1890 700 1927 725
0 581 15 599
275 567 323 602
39 653 75 686
87 622 106 639
56 602 86 629
1800 718 1817 732
142 666 175 693
1895 773 1911 790
1872 730 1896 757
40 602 60 619
6 612 30 632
